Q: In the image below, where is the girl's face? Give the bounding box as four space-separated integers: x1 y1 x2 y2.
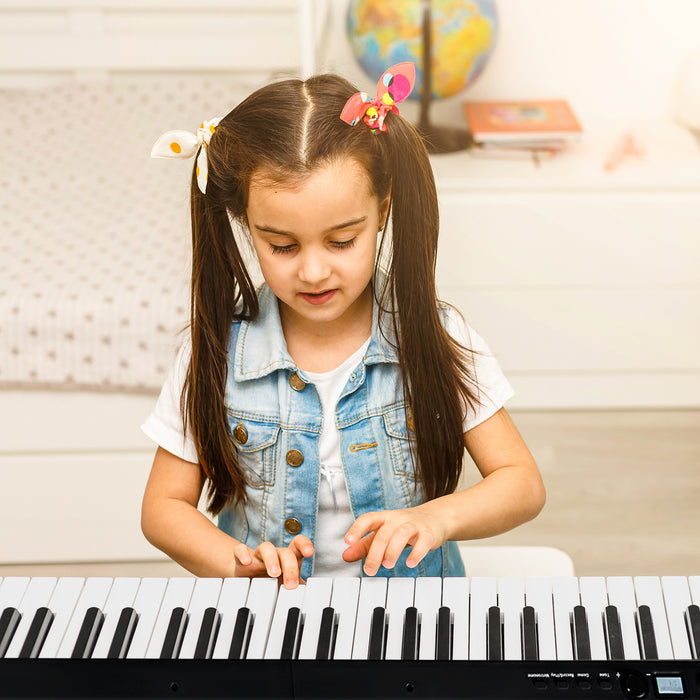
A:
247 156 390 336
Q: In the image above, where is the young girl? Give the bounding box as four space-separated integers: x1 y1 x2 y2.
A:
141 63 545 589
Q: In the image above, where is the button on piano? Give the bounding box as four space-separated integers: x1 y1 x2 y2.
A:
1 575 699 698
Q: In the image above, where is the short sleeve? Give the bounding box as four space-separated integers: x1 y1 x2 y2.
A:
141 336 199 464
443 307 515 432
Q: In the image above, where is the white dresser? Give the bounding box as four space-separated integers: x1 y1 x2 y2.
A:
432 121 700 409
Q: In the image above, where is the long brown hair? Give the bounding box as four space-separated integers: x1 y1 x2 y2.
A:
183 73 479 516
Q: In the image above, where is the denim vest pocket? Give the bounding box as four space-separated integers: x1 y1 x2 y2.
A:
381 404 417 480
228 414 279 488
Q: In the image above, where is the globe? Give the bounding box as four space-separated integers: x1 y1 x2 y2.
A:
347 0 498 101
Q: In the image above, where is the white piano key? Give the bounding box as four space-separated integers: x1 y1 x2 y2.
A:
39 578 85 658
126 578 169 659
442 577 469 660
634 576 674 659
415 577 442 660
579 577 608 660
5 577 57 658
211 578 250 659
144 578 195 659
688 577 700 605
384 577 415 660
525 577 556 660
552 577 580 660
91 578 141 659
297 578 333 660
57 577 113 658
245 578 279 660
351 577 388 660
498 578 524 660
178 578 223 659
469 577 497 660
0 577 31 612
661 576 692 660
329 577 360 660
264 584 305 659
606 577 640 660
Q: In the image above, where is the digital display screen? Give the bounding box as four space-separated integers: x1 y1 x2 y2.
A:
655 676 684 696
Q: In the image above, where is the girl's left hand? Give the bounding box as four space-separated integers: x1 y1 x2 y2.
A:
342 505 448 576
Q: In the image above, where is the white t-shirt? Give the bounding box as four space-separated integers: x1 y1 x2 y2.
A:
141 311 514 576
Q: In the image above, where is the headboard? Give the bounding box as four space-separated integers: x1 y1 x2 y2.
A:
0 0 328 86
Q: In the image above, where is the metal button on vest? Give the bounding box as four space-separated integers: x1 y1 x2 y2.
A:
284 517 302 535
233 421 248 444
286 449 304 467
289 372 306 391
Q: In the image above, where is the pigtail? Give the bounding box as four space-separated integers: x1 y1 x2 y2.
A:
380 113 479 501
183 143 258 515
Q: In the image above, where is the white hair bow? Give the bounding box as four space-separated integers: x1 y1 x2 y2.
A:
151 117 222 194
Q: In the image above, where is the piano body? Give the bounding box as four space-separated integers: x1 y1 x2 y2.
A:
0 575 699 699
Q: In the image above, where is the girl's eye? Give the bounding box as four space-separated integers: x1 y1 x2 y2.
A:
269 244 296 255
333 238 357 250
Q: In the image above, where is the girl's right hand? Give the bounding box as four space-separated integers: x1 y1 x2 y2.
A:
233 535 314 589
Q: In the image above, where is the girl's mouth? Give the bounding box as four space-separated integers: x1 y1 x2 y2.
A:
299 289 338 305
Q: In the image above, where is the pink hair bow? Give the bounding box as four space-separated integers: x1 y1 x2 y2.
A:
340 62 416 133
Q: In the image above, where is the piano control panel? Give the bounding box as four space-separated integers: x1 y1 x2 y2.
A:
0 575 698 698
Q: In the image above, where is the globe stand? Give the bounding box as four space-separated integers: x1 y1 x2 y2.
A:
417 0 473 155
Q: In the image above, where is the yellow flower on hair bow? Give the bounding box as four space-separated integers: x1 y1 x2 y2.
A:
151 117 222 194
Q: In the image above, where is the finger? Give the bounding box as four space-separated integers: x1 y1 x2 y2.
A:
342 532 375 563
364 523 413 576
277 547 304 589
344 512 385 546
405 532 435 568
233 543 254 567
288 534 315 559
381 528 417 569
257 541 282 578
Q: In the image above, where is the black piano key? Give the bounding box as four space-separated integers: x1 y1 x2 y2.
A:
684 604 700 660
107 607 139 660
635 604 658 660
436 606 452 661
280 607 302 660
315 607 337 660
18 607 54 659
228 607 253 660
159 606 188 660
521 605 539 661
0 608 22 658
572 605 592 660
603 605 625 660
193 607 221 660
72 606 105 659
487 606 503 661
368 606 386 660
401 606 419 661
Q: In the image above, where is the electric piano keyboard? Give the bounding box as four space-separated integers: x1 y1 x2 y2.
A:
0 575 699 699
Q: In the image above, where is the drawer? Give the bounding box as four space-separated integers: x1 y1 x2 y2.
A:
437 192 700 287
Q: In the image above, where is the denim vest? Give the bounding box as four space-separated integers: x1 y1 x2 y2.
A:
217 280 465 581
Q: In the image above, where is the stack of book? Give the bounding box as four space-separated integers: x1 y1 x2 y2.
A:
462 99 583 160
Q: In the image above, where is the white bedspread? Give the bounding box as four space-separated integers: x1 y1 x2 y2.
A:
0 75 250 391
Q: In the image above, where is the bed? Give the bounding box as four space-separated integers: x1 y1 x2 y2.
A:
0 0 327 563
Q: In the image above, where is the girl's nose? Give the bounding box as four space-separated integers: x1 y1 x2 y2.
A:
298 250 331 285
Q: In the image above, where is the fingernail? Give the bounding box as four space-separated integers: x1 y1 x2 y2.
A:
345 535 355 544
269 567 281 577
285 579 298 589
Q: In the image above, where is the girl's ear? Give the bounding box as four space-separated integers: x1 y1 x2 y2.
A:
379 192 392 229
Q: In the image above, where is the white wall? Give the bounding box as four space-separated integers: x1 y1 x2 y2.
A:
323 0 700 124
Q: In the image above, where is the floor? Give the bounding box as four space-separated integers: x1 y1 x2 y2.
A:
1 410 698 580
